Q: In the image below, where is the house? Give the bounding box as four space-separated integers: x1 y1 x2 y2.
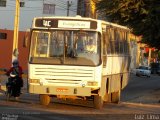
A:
0 0 78 70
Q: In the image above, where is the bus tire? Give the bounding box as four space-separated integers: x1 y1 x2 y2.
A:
39 94 50 105
93 95 103 109
111 91 120 103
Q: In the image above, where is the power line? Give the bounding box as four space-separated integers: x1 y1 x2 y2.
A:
0 9 42 11
7 4 43 9
45 0 77 13
1 0 77 13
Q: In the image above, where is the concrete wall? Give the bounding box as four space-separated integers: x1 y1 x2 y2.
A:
0 29 29 70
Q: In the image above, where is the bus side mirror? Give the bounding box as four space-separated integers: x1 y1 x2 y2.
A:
23 29 30 47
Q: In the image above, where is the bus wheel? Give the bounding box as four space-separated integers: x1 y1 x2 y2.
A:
93 95 103 109
111 91 120 103
39 94 50 105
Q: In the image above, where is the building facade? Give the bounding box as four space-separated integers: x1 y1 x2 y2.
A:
0 0 77 70
129 34 141 72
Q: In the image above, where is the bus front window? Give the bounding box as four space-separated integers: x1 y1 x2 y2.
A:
76 32 98 53
50 31 64 57
32 32 49 57
30 30 100 66
73 31 100 65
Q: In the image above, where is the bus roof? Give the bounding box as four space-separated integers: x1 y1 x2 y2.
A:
32 15 129 31
101 20 129 30
33 15 96 22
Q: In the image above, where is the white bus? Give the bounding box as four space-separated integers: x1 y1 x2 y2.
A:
28 16 131 109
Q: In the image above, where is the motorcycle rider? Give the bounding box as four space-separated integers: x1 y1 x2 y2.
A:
6 59 23 100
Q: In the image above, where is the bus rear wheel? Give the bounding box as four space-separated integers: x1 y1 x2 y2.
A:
93 95 103 109
39 94 50 105
111 91 120 103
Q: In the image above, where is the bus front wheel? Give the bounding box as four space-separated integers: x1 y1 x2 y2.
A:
93 95 103 109
39 94 51 105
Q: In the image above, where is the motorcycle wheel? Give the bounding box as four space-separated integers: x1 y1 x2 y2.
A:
6 87 12 101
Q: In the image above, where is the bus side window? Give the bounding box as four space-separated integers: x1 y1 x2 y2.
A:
106 29 112 54
110 41 115 54
119 42 124 54
103 32 107 67
107 42 111 54
115 41 119 54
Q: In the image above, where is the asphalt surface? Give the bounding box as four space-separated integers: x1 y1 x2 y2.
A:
0 73 160 120
121 73 160 104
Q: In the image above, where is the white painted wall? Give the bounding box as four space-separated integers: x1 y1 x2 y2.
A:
0 0 77 31
130 40 138 73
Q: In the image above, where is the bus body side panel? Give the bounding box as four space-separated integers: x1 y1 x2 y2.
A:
102 56 130 93
121 72 129 89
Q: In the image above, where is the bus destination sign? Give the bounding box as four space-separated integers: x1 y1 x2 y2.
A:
35 19 97 29
58 20 90 29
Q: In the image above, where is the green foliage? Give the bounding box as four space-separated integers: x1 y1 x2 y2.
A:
97 0 160 49
144 52 149 57
158 51 160 59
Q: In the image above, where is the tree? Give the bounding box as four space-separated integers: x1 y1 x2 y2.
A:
97 0 160 49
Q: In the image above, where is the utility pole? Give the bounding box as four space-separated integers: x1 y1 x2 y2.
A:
77 0 84 16
148 48 151 66
67 1 72 16
12 0 20 62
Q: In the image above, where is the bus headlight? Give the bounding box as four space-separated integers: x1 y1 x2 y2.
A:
87 81 98 86
29 79 40 84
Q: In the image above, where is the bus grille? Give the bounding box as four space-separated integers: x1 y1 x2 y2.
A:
32 66 94 85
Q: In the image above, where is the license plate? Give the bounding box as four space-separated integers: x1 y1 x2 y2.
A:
56 88 68 92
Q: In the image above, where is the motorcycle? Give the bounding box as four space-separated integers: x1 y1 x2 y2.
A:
6 72 22 101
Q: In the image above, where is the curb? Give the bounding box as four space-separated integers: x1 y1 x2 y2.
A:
121 102 160 108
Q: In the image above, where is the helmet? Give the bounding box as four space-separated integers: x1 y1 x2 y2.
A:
12 59 19 67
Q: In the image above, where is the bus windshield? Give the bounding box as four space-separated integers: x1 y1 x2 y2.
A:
29 30 101 66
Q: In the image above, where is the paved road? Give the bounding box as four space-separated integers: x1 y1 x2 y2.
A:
121 74 160 104
0 74 160 120
0 98 159 120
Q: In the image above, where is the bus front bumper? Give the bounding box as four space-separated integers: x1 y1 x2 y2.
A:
29 84 93 96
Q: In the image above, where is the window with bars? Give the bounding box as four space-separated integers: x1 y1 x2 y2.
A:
0 33 7 39
20 2 25 7
43 3 55 14
0 0 6 7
